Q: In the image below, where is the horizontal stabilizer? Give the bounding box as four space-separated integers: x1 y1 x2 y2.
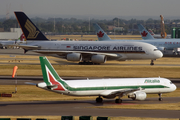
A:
8 44 40 50
47 85 58 89
25 82 37 85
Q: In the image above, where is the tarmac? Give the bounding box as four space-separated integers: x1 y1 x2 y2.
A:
0 97 179 118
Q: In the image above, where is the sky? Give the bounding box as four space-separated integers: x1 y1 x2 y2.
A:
1 0 180 20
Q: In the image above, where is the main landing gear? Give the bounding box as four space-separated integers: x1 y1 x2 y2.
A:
96 96 122 103
115 99 122 103
150 60 155 65
79 61 100 65
158 93 163 101
96 96 103 103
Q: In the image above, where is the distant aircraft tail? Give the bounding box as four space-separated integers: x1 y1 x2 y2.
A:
137 24 154 40
39 56 68 91
20 34 26 42
148 29 155 36
15 34 26 44
93 23 111 41
14 11 48 41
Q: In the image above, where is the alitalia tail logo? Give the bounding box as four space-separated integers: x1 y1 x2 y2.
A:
45 65 65 91
25 19 40 39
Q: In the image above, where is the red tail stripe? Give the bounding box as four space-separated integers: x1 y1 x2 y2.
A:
48 72 65 91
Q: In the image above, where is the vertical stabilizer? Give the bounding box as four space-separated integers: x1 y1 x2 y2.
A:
14 11 48 41
137 24 155 40
93 23 111 41
39 56 67 91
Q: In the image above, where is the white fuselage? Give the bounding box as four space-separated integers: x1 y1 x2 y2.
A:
37 77 176 96
0 41 15 46
105 39 180 51
23 40 163 61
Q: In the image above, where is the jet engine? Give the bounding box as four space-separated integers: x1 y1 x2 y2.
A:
157 47 165 51
91 55 107 63
66 53 82 61
128 91 147 101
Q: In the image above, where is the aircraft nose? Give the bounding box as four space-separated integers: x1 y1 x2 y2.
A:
172 84 177 91
154 50 163 59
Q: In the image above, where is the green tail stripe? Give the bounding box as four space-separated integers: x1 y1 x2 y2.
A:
39 56 63 85
39 56 69 89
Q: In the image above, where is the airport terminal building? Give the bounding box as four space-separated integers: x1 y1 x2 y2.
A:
0 28 22 40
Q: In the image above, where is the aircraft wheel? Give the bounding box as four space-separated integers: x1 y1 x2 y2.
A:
158 93 163 101
159 98 163 101
115 99 122 103
150 62 154 65
96 97 103 103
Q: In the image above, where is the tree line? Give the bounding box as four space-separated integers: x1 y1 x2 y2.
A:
0 17 180 35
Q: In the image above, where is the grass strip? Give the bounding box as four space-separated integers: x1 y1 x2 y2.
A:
1 65 180 78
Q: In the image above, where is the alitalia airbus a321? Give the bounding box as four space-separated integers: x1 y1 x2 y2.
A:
13 11 163 65
36 56 176 103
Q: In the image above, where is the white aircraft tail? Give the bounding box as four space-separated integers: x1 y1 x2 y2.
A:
39 56 68 91
93 23 111 41
148 29 155 36
137 24 155 40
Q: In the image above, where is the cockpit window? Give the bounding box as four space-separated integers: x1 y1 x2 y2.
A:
154 49 158 51
170 82 173 84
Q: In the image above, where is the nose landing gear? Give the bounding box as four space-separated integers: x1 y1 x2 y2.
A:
150 60 155 65
158 93 163 101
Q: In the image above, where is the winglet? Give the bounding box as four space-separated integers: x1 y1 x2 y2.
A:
93 23 111 41
137 24 155 40
14 11 48 41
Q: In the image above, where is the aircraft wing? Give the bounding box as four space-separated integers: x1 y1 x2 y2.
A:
32 50 121 58
0 41 15 46
8 44 39 50
7 44 121 59
100 88 142 97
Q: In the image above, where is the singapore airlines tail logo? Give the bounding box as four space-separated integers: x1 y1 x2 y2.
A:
25 19 39 39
